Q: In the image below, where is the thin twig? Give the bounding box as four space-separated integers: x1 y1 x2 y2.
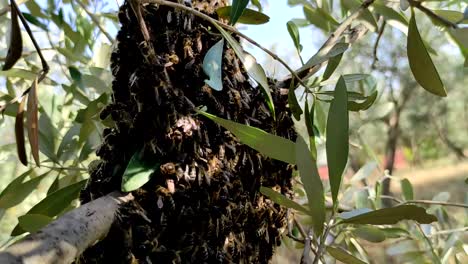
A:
75 0 114 43
144 0 310 89
0 0 50 114
409 0 458 29
11 0 49 75
371 20 386 69
403 200 468 209
300 230 312 264
416 224 441 264
288 0 377 83
427 227 468 237
312 216 335 264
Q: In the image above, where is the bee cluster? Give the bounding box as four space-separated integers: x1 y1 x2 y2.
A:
79 0 296 263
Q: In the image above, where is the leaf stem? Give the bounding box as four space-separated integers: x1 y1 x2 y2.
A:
416 224 441 264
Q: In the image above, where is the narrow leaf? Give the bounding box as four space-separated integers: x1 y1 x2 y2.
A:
121 150 157 192
400 0 410 11
350 162 377 183
203 39 224 91
340 205 437 225
287 80 302 120
323 53 343 81
199 111 295 164
304 100 317 159
260 186 309 214
27 77 40 166
2 1 23 70
11 179 87 236
15 95 28 165
216 6 269 25
213 23 275 118
287 21 301 52
296 136 325 235
301 42 349 72
373 3 408 33
400 178 414 201
326 76 349 205
326 246 367 264
0 170 33 201
407 10 446 97
0 171 50 209
353 226 387 243
18 214 53 233
348 91 378 112
229 0 249 25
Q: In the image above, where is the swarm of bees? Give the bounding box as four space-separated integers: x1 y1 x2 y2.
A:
79 0 296 263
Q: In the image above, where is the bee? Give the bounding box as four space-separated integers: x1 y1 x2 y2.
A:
183 38 194 59
183 14 193 31
160 163 176 175
195 33 203 53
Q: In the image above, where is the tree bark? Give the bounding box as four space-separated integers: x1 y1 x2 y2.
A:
0 192 133 264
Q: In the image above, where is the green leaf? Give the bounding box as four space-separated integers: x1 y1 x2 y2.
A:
287 20 302 52
216 6 269 25
326 246 367 264
299 42 349 75
326 76 349 205
38 112 59 163
260 186 309 214
339 205 437 225
18 214 53 233
353 226 387 243
350 162 378 183
348 91 378 112
229 0 249 25
400 178 414 201
407 10 446 97
379 227 410 238
400 0 410 11
323 53 343 81
0 170 33 206
304 100 317 159
373 3 408 33
295 136 325 235
213 24 275 118
68 66 84 90
199 111 295 164
0 171 50 209
314 100 327 135
121 150 157 192
303 5 330 32
203 39 224 91
11 179 87 236
288 80 302 120
56 124 81 161
433 10 468 24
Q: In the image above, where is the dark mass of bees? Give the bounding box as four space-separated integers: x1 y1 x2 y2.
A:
79 0 297 263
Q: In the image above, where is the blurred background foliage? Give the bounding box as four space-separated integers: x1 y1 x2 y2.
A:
0 0 466 262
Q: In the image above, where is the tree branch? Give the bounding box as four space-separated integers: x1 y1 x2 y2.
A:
409 0 458 29
279 0 376 87
0 192 134 264
75 0 114 43
144 0 310 89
